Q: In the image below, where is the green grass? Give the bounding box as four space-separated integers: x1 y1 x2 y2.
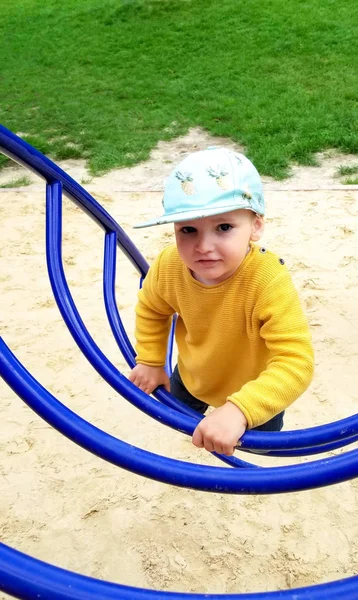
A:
0 175 32 188
335 165 358 184
337 165 358 177
0 0 357 178
343 177 358 185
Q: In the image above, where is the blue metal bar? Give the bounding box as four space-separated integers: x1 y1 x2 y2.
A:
242 434 358 457
0 124 148 277
1 542 358 600
2 339 358 494
102 232 137 368
164 315 177 378
138 271 175 378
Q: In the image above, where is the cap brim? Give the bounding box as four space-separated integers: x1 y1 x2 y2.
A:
134 203 262 229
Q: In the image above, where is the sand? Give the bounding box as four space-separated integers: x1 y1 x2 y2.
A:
1 129 358 596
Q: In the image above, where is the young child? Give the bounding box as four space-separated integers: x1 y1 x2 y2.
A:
129 147 314 456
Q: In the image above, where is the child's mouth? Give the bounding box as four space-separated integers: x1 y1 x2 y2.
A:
196 259 219 267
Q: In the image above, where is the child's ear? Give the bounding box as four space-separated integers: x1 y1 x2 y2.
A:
250 215 265 241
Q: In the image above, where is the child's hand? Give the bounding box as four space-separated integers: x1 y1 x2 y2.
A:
129 364 170 394
192 402 247 456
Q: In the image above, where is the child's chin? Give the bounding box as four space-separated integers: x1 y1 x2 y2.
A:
199 268 230 283
197 266 221 277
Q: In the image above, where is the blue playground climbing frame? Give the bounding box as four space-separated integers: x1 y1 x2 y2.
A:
0 124 358 599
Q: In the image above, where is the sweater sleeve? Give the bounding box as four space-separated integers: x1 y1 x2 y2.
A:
227 271 314 428
135 250 176 367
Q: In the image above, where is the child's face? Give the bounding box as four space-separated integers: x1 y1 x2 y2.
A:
174 209 264 285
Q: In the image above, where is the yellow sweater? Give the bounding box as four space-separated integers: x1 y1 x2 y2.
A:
135 243 314 428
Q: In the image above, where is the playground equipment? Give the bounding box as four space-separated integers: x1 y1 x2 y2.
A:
0 124 358 599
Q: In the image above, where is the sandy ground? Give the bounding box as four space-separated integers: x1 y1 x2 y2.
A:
1 129 358 596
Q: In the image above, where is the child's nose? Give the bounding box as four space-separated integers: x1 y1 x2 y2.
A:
195 233 214 253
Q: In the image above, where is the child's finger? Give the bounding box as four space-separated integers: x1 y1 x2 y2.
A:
223 444 235 456
129 375 138 387
136 380 152 394
213 443 224 455
192 425 204 448
203 439 215 452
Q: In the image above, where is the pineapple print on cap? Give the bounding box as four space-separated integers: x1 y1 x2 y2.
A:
242 185 253 201
134 147 265 228
175 171 196 195
207 166 231 190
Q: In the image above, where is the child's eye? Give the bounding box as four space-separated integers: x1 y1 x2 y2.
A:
217 223 232 232
180 226 197 234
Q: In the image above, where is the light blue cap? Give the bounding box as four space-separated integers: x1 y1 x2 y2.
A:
134 147 265 228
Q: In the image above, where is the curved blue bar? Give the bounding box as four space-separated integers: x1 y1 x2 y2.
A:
1 542 358 600
138 264 175 378
2 339 358 494
164 316 176 378
241 434 358 457
102 232 138 368
0 125 149 276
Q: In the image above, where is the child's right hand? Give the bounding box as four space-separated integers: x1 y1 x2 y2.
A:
129 364 170 394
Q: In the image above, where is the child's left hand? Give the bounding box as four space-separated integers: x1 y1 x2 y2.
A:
192 402 247 456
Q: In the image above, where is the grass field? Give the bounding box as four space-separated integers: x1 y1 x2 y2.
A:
1 0 357 177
